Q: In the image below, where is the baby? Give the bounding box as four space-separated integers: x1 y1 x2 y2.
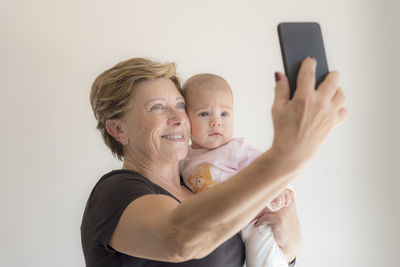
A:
180 73 295 267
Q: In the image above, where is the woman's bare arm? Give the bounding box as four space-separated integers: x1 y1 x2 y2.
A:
109 148 298 261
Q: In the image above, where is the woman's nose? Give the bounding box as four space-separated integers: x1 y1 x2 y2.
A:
167 108 186 126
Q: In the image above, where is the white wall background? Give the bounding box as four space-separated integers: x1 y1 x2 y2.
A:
1 0 398 266
386 0 400 246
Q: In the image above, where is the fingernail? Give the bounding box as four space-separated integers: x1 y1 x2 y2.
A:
274 72 281 82
310 56 316 61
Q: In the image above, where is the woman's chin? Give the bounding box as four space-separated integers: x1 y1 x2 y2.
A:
162 148 188 161
173 150 189 161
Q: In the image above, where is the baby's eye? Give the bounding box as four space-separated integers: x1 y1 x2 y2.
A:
150 104 165 111
221 111 230 117
176 102 186 109
199 112 209 117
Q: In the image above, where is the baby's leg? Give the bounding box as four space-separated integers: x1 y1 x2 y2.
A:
241 222 288 267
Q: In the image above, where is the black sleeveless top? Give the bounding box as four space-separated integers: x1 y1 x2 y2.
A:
81 170 245 267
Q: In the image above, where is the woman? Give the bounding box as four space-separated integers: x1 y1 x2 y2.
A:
81 57 347 266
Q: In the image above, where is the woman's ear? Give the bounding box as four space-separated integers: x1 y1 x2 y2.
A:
105 119 129 145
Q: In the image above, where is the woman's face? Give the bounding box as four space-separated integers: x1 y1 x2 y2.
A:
122 78 190 163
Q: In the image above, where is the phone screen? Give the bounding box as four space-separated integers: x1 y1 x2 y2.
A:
278 22 329 99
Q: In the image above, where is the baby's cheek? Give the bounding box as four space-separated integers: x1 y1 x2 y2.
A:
190 119 205 138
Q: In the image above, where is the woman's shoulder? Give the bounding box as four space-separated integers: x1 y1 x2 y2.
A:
96 169 140 185
91 169 183 203
98 169 150 185
84 170 154 212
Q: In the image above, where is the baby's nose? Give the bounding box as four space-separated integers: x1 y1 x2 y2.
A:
210 117 222 126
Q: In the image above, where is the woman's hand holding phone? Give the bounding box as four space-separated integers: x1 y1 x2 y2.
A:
271 57 347 169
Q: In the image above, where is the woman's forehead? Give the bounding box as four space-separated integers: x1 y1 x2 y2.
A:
133 78 182 101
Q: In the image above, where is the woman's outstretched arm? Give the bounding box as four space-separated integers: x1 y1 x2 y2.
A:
109 57 347 262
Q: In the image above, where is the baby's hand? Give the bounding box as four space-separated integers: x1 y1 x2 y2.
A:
281 189 294 207
255 190 296 227
268 189 294 211
270 195 285 210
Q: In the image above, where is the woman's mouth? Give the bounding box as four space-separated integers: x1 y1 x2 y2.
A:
161 134 184 141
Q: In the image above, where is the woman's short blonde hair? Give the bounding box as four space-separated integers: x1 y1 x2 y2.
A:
90 58 181 160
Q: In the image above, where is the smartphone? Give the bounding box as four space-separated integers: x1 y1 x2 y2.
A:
278 22 329 99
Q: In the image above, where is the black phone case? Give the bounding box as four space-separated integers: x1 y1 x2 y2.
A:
278 22 329 99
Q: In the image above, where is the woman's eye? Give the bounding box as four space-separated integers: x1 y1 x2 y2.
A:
221 111 230 117
150 104 164 111
199 112 209 117
176 102 186 109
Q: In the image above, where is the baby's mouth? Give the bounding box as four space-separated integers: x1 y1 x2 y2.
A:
208 132 223 136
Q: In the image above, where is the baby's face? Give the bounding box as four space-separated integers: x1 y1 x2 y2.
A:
186 84 233 150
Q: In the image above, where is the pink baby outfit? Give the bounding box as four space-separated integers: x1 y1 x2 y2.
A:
180 137 263 185
180 138 294 267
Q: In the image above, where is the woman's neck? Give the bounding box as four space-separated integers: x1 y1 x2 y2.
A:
122 154 182 191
